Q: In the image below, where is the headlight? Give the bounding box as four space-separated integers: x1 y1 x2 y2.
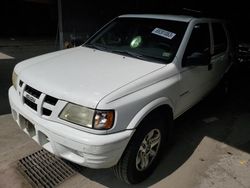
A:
12 71 18 90
59 103 115 130
59 103 94 128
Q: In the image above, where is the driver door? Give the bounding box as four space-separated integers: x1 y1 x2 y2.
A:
175 22 214 117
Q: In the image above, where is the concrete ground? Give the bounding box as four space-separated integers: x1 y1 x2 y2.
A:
0 38 250 187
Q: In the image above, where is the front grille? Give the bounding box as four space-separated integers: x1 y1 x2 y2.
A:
24 97 37 111
22 83 58 117
19 80 24 87
25 85 41 98
42 108 52 116
44 95 58 106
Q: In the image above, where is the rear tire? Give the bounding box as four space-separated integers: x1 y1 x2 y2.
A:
113 117 167 184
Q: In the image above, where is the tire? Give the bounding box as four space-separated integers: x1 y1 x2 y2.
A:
113 116 167 184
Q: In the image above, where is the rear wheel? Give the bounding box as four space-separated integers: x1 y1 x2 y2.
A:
113 117 167 184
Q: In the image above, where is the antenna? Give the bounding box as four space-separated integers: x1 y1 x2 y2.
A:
182 8 203 17
182 8 202 14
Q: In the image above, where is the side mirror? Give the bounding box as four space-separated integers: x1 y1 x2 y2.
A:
184 52 211 67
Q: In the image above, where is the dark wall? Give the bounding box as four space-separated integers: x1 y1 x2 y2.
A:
1 0 250 43
60 0 188 45
61 0 250 45
1 0 57 37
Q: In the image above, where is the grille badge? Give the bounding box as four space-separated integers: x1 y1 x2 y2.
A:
25 93 36 103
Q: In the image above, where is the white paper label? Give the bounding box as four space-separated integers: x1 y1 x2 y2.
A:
152 28 176 39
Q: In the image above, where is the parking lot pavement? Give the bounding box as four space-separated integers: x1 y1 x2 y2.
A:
0 114 40 188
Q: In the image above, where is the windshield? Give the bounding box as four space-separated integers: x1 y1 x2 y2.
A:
85 17 188 64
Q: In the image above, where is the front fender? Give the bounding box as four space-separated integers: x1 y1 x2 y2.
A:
126 97 174 129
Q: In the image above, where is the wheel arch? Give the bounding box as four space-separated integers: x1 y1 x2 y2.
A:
114 98 174 184
126 97 174 130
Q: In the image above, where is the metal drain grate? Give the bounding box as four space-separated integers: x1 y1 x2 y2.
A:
17 149 76 188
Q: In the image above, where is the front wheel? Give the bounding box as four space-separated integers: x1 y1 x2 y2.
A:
113 118 167 184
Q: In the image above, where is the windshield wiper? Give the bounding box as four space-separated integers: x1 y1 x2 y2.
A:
111 49 165 64
85 45 166 64
85 43 107 51
110 49 146 59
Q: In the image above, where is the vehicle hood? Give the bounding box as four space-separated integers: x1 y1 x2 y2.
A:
17 47 165 108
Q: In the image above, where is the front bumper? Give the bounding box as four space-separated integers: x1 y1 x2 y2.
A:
9 86 133 168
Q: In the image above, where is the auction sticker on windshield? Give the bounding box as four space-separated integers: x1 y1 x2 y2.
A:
152 28 176 39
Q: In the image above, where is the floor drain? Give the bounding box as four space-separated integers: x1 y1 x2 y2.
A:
17 149 76 188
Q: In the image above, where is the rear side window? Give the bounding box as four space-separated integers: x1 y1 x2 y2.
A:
212 23 227 55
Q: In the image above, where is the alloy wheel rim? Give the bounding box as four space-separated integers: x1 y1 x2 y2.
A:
136 129 161 171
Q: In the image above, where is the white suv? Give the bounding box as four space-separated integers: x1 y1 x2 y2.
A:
9 14 233 184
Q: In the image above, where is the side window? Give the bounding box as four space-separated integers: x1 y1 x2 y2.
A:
183 23 210 65
212 23 227 55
